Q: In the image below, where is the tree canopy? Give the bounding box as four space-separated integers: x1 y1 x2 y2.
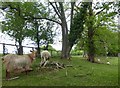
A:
0 1 118 59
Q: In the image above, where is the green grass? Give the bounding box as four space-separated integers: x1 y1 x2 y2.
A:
94 56 118 65
2 56 118 86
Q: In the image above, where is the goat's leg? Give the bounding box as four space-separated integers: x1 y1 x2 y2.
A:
43 60 49 67
23 67 28 75
6 64 11 80
6 69 10 80
40 60 45 67
25 68 27 75
40 61 42 66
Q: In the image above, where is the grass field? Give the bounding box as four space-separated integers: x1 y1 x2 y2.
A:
2 56 118 86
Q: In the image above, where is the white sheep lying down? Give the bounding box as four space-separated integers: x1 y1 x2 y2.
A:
40 50 51 67
3 50 37 79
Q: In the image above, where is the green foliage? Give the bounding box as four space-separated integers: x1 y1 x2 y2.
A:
94 27 118 56
69 2 89 46
1 2 38 42
93 3 118 56
41 45 56 51
71 50 83 55
75 2 118 57
1 2 55 46
29 20 55 46
75 26 118 57
2 3 25 42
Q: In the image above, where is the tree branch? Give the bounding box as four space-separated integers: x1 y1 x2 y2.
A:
33 17 62 25
70 2 75 29
24 14 61 25
95 8 106 16
49 2 61 20
55 2 61 15
8 4 18 11
95 2 112 16
1 3 62 25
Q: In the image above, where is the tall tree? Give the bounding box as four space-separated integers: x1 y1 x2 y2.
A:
1 2 55 55
68 2 89 58
23 2 89 59
2 2 88 59
88 2 116 62
87 2 95 62
48 2 89 59
1 2 27 55
79 2 118 62
30 19 55 56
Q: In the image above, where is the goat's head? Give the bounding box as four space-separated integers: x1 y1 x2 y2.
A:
30 50 37 59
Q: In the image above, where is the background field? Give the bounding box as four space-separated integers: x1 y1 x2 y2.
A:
1 56 118 86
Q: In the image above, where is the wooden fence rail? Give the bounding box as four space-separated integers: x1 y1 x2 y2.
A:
0 43 35 55
0 43 61 57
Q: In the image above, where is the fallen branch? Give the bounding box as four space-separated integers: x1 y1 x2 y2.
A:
40 61 65 69
74 74 86 77
3 76 19 81
66 65 73 67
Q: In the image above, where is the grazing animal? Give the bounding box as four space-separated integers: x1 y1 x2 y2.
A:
40 50 51 67
3 50 37 80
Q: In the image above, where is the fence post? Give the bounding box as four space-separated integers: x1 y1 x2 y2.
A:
32 47 34 51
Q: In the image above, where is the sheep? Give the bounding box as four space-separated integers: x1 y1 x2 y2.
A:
3 50 37 80
40 50 51 67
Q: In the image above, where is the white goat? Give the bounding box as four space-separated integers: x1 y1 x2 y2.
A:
40 50 51 67
3 50 37 79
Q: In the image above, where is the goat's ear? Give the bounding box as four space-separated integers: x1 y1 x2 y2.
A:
30 50 33 52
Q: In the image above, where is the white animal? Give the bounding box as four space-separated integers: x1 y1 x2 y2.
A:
97 59 100 62
3 50 37 79
40 50 51 67
107 61 110 65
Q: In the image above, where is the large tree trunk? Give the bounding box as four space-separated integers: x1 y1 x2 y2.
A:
87 2 95 63
61 20 69 59
65 2 75 59
59 2 75 59
59 3 69 59
66 44 73 59
49 2 75 59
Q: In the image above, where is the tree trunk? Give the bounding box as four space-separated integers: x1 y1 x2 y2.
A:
36 32 40 57
49 2 75 59
87 35 95 62
59 2 76 59
59 3 69 59
61 23 69 59
66 44 73 59
87 2 95 63
18 39 23 55
35 20 40 57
